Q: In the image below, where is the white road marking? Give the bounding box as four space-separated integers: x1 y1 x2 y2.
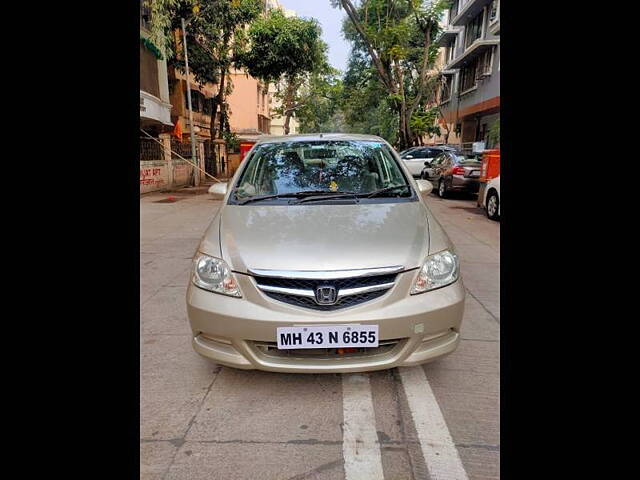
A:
341 373 385 480
399 366 469 480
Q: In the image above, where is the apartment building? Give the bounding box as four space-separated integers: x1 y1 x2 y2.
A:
226 71 272 141
435 0 500 149
139 2 172 135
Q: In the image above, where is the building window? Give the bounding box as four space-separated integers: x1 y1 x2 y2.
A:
489 0 499 24
185 90 206 113
440 75 453 103
446 39 456 64
140 40 160 98
449 0 459 22
140 1 151 30
460 60 477 93
477 48 494 77
464 10 483 49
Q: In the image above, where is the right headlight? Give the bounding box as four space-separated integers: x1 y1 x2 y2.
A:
410 249 459 294
192 254 241 297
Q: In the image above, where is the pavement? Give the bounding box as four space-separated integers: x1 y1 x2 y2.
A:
140 190 500 480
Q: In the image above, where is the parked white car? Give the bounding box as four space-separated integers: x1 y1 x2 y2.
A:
482 175 500 221
399 146 455 177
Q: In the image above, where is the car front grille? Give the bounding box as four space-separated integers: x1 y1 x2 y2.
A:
252 271 399 311
263 289 388 311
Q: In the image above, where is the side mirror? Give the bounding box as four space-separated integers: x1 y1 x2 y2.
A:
404 155 413 159
208 182 228 199
416 179 433 198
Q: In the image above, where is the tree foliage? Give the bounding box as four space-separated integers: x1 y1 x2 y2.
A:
295 67 345 133
163 0 264 140
243 9 327 134
242 9 325 83
332 0 449 149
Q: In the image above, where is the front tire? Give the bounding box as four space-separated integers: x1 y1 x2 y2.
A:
486 191 500 220
438 179 448 198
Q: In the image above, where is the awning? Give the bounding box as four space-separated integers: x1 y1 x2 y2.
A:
446 39 499 70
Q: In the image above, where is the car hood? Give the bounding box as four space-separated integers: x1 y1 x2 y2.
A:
218 202 429 273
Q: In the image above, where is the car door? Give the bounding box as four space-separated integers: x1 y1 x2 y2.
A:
401 148 428 176
421 148 442 177
429 154 445 183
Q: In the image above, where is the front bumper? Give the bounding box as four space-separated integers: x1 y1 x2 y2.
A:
186 270 465 373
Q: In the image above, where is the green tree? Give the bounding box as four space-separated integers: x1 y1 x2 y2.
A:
340 46 398 144
410 106 441 145
165 0 264 140
242 9 327 134
292 66 345 133
332 0 449 149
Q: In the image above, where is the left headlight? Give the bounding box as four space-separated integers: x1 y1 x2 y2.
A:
192 254 241 297
411 249 460 294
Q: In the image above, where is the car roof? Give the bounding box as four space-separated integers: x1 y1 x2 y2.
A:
253 133 387 145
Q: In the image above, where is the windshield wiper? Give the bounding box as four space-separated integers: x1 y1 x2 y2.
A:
236 193 307 205
364 185 411 198
237 190 355 205
293 191 360 204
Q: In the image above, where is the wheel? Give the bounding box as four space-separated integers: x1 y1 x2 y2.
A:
486 190 500 220
438 179 448 198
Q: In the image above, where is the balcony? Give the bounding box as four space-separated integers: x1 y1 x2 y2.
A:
451 0 493 26
488 16 500 35
140 90 173 126
446 39 499 70
435 28 461 47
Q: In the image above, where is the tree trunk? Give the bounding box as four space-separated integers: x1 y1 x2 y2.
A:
210 68 226 141
395 61 412 150
283 77 297 135
209 33 231 141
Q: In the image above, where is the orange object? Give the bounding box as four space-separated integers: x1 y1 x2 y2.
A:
480 149 500 182
173 121 183 141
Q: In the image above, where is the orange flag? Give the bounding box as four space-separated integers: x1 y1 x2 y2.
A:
173 120 183 141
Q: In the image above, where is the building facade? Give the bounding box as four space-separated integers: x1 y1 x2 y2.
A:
167 65 227 179
226 71 272 141
435 0 500 150
139 2 172 135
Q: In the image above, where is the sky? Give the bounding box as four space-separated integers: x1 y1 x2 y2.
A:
278 0 351 73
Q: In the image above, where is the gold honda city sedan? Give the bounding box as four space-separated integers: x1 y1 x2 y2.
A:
186 134 464 373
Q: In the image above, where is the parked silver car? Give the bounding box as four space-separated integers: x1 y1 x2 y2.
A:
423 151 483 198
187 134 465 373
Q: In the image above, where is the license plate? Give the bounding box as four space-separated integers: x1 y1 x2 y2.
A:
469 170 480 177
276 325 379 349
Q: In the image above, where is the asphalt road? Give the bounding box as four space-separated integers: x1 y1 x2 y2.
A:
140 189 500 480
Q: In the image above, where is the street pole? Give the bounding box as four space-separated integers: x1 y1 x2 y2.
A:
181 17 198 186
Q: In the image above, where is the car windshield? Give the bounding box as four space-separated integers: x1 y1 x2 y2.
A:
233 140 411 201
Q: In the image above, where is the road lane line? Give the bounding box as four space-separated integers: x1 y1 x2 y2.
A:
341 373 385 480
398 366 469 480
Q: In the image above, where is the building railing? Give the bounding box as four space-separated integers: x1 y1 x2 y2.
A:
140 137 164 161
170 139 196 160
